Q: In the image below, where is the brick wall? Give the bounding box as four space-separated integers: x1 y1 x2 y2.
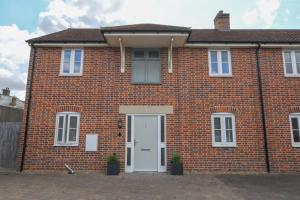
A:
17 46 298 172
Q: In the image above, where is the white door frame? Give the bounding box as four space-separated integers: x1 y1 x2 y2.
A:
125 114 167 173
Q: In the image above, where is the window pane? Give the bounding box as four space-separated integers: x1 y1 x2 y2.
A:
225 117 232 129
127 116 131 142
63 62 70 73
226 130 233 142
132 61 146 83
75 50 82 62
127 147 131 166
285 63 293 74
296 52 300 74
292 118 299 129
134 51 144 58
70 116 77 129
149 51 159 58
58 116 64 128
221 51 228 62
69 129 77 142
74 62 81 73
297 63 300 74
210 51 218 62
211 63 218 74
161 116 165 143
293 130 300 142
215 130 221 142
57 129 63 142
214 117 221 129
222 63 229 74
63 50 71 73
284 52 292 63
146 60 161 83
161 148 165 166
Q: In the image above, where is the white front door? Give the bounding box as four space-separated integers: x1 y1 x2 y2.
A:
125 115 166 173
134 116 158 171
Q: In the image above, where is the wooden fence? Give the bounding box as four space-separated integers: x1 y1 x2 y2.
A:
0 122 21 169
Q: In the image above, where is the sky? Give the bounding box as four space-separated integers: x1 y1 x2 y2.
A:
0 0 300 100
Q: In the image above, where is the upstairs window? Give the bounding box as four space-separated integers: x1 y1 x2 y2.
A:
60 49 84 76
132 49 161 84
283 50 300 77
55 112 80 146
209 50 232 76
211 113 236 147
290 113 300 147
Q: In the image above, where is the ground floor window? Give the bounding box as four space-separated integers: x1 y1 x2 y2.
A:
211 113 236 147
54 112 80 146
290 113 300 147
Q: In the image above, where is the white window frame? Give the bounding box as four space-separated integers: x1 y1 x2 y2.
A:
282 50 300 77
289 113 300 147
208 49 232 77
211 113 236 147
54 112 80 146
60 49 84 76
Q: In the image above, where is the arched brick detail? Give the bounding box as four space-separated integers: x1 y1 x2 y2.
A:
55 105 82 113
210 106 240 115
288 106 300 113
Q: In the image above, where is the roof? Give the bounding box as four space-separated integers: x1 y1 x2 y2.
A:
101 23 191 32
188 29 300 43
0 95 24 109
27 24 300 44
27 28 105 43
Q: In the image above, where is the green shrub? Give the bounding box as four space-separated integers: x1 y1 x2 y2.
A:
107 154 119 164
171 153 182 165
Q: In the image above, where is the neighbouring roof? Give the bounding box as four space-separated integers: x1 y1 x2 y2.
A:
0 95 24 109
26 23 300 44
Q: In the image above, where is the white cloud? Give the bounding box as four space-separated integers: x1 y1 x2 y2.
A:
0 24 39 100
37 0 125 33
243 9 258 27
243 0 281 28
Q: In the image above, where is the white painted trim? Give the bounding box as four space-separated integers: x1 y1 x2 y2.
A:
119 105 173 114
185 43 300 48
282 50 300 77
289 113 300 148
119 38 125 73
104 33 189 37
54 112 80 146
211 113 236 147
208 49 232 77
168 38 173 73
60 49 84 76
33 43 108 47
158 115 167 172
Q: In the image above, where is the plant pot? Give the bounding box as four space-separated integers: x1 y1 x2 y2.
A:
170 162 183 175
107 162 120 175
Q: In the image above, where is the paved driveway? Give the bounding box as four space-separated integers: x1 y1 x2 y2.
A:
0 172 299 200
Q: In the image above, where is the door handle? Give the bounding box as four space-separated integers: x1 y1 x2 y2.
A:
141 148 151 151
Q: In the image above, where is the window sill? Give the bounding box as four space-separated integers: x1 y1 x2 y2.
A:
59 74 82 77
284 75 300 78
212 144 236 148
209 75 233 78
53 143 79 147
131 83 162 85
291 143 300 148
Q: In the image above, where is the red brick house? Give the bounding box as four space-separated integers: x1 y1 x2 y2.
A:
17 11 300 173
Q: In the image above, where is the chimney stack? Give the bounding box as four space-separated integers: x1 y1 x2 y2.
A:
2 87 10 96
10 96 17 107
214 10 230 31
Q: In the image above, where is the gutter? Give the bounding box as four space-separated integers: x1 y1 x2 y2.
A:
20 45 37 172
255 43 270 172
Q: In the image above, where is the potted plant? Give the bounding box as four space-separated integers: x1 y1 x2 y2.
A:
170 153 183 175
107 154 120 175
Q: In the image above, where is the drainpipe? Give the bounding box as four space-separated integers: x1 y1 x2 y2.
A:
255 43 270 172
20 45 37 172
